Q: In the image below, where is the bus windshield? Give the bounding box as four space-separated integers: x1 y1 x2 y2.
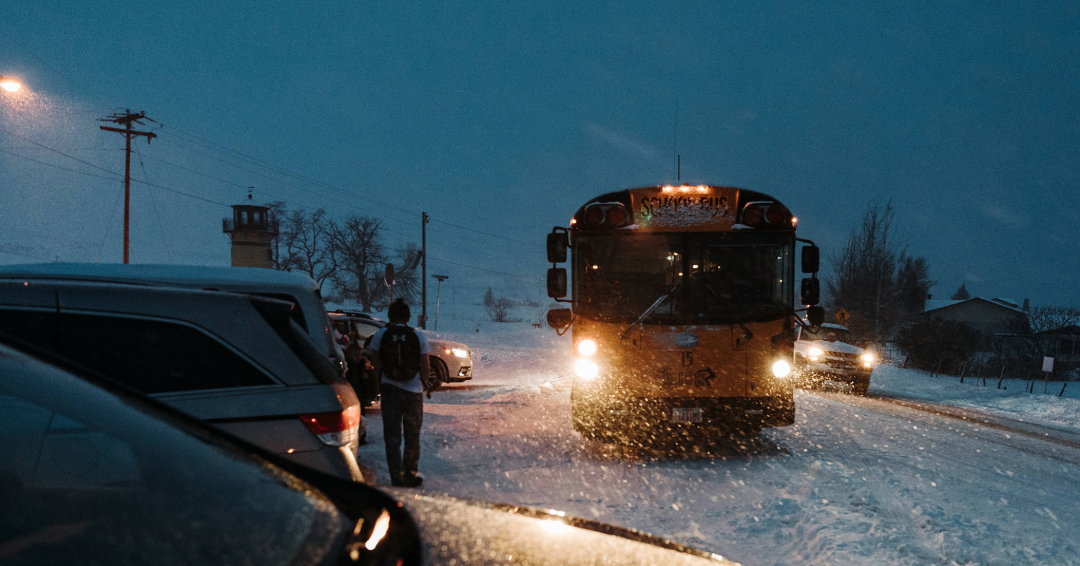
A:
574 232 793 324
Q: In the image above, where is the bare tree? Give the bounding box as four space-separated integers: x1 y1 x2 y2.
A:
488 297 514 322
824 200 900 343
266 201 287 270
388 242 422 305
1003 305 1077 373
277 208 337 290
1027 306 1080 334
329 216 388 312
891 254 935 335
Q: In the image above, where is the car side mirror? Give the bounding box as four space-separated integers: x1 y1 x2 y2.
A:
547 232 568 263
546 308 573 331
807 305 825 327
801 278 820 305
801 245 819 274
547 267 567 298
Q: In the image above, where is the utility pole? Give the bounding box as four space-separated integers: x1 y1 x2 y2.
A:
432 274 449 331
99 110 156 264
420 212 429 329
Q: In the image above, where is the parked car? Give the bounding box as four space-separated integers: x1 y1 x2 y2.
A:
0 338 739 566
0 278 367 482
793 322 876 395
329 310 473 406
0 263 348 375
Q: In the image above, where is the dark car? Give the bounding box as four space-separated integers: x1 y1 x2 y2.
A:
0 339 738 566
0 279 366 482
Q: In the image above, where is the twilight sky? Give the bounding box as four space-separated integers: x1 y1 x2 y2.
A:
1 1 1077 307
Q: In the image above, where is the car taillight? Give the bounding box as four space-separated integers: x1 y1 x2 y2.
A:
300 405 360 447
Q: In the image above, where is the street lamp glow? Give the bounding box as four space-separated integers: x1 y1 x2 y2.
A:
0 76 21 92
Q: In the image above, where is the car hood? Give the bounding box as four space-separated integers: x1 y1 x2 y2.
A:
389 491 737 566
428 339 469 353
800 340 865 355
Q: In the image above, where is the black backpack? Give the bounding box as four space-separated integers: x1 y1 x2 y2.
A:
379 324 421 382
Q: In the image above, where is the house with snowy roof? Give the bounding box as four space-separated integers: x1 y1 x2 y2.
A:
922 297 1028 337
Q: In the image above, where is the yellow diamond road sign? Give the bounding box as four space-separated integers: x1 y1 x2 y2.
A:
835 308 849 324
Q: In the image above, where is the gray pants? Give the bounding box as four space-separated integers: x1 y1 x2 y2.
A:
381 383 423 479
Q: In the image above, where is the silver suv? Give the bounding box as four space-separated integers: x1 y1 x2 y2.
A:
0 278 366 482
0 263 348 374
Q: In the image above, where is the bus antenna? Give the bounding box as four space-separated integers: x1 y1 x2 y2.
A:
678 155 681 181
673 99 678 180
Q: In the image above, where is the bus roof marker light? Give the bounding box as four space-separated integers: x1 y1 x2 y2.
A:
765 204 787 225
584 206 605 225
696 185 709 193
606 205 628 226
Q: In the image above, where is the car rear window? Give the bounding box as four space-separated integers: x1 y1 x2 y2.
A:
5 310 277 394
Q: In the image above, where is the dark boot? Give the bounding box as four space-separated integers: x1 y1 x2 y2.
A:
403 473 424 488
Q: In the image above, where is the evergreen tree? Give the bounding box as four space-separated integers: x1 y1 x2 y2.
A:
483 287 496 307
951 284 970 300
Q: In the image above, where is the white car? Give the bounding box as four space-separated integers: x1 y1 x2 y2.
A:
329 310 473 406
793 323 876 395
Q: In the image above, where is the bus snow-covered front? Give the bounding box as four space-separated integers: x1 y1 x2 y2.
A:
546 184 824 447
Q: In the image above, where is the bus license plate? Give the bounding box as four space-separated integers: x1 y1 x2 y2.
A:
671 408 703 423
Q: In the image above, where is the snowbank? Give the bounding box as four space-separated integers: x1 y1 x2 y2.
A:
870 364 1080 432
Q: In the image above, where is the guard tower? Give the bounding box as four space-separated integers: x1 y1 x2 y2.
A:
223 203 277 268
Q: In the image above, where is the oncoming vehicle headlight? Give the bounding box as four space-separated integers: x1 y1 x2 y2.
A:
772 360 791 378
807 347 823 362
450 348 469 358
577 339 598 357
860 353 875 363
575 359 599 379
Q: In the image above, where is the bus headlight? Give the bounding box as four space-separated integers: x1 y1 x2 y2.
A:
807 347 822 362
861 353 874 368
577 339 598 357
575 359 599 379
772 360 792 378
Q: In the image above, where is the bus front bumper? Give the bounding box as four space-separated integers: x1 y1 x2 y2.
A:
572 395 795 443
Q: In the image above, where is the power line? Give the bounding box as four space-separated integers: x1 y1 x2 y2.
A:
0 129 231 207
427 255 539 281
158 127 535 249
146 142 534 265
135 145 173 262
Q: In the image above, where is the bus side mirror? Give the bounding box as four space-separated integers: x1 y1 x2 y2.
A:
547 308 573 331
801 245 819 274
801 278 820 305
547 268 567 298
806 305 825 327
547 232 568 263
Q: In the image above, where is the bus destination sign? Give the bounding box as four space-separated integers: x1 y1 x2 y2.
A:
631 186 738 231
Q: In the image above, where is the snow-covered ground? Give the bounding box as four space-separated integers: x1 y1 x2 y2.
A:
359 321 1080 566
869 364 1080 432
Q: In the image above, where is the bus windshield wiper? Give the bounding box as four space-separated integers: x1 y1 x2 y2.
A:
704 283 753 341
620 284 678 338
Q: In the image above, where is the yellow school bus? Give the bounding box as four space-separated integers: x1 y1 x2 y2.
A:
546 184 823 447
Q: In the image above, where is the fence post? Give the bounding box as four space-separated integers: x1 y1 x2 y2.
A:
997 363 1006 389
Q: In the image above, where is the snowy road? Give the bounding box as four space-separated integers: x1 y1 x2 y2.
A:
357 330 1080 565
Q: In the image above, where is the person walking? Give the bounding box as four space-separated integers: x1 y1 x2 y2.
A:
369 298 431 488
